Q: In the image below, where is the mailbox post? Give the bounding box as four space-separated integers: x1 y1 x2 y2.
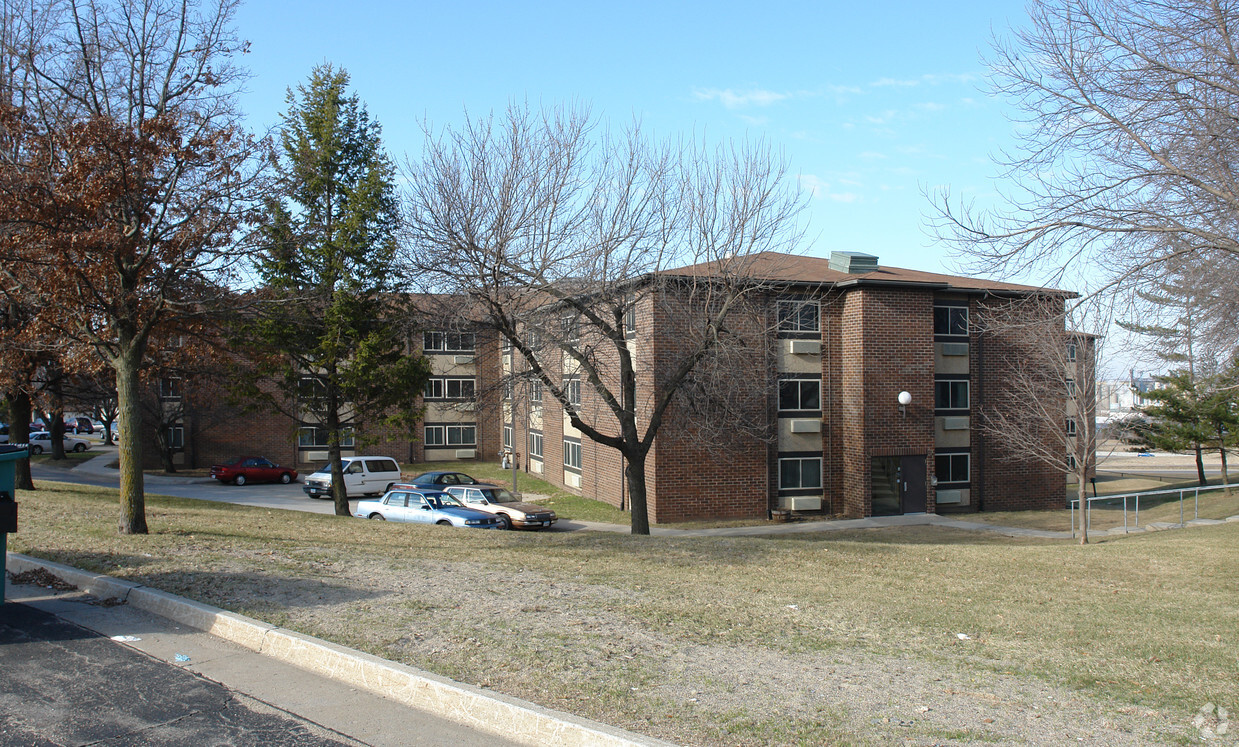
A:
0 444 27 603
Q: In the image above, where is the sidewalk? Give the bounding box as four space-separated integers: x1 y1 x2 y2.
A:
2 553 669 747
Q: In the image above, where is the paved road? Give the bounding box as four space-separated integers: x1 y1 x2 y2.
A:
1 580 515 746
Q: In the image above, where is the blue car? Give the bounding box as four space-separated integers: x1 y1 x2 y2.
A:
353 488 501 529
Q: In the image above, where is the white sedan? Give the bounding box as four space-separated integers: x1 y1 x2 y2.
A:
28 431 92 455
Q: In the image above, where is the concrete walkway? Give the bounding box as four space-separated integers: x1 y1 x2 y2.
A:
3 553 670 747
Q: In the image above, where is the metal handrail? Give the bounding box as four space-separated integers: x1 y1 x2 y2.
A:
1069 483 1231 538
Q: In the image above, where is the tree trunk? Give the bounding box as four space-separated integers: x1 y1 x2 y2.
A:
1221 446 1231 497
6 391 33 490
115 352 149 535
1076 477 1089 545
1195 444 1206 485
326 380 349 517
625 452 649 535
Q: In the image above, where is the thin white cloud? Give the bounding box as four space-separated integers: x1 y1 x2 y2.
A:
797 174 826 198
916 102 946 112
828 192 859 203
692 88 789 109
872 77 920 88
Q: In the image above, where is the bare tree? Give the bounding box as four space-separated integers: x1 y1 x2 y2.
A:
401 103 806 535
930 0 1239 341
974 297 1101 543
0 0 263 533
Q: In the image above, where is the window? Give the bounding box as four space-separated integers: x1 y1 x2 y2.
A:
624 302 636 333
298 425 355 447
503 377 513 401
423 331 475 352
529 431 543 459
779 457 822 490
778 379 821 411
159 377 182 400
503 425 512 449
565 377 581 407
298 376 326 404
1067 379 1077 397
166 424 184 449
529 380 543 404
935 453 969 484
1066 417 1077 437
424 378 476 400
1068 454 1078 470
562 314 580 343
934 305 969 336
935 380 969 410
1067 341 1077 362
563 438 582 470
424 424 476 447
777 300 820 333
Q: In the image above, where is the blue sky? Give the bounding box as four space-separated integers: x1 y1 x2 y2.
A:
234 0 1033 277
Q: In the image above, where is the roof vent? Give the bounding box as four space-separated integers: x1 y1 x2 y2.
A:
828 251 879 274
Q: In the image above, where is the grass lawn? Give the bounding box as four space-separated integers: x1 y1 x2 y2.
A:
29 450 102 468
9 479 1237 745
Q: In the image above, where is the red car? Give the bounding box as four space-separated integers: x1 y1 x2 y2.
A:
210 456 298 486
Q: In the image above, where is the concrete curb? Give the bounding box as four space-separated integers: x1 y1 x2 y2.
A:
6 552 672 747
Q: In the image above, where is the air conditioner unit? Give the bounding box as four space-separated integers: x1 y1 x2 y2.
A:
935 489 967 505
940 342 969 357
786 339 821 355
941 416 969 430
454 449 476 459
780 495 822 511
304 450 328 462
453 355 474 365
789 419 821 433
458 402 476 412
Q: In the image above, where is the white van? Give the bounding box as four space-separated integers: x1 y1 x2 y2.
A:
302 456 403 499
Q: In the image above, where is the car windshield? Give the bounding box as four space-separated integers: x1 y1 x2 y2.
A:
486 489 518 503
436 493 465 507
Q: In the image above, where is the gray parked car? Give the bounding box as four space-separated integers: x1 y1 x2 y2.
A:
353 488 502 529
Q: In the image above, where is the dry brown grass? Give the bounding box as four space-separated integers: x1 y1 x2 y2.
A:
10 479 1237 745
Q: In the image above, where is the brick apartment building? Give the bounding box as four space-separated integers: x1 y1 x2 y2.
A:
147 251 1089 522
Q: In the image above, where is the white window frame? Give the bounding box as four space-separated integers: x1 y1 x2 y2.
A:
935 453 969 484
298 425 355 448
503 425 512 449
778 457 822 490
565 378 581 407
1066 417 1077 437
778 378 821 412
529 432 544 459
934 305 969 336
935 380 969 410
423 331 476 353
424 377 476 400
563 438 582 470
777 299 820 333
424 424 477 447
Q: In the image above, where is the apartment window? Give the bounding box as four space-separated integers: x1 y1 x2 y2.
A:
503 377 513 401
1068 454 1078 470
424 424 476 447
503 425 512 449
624 302 636 334
565 377 581 407
1067 379 1077 397
529 380 543 404
527 329 542 349
159 377 182 400
779 457 822 490
424 377 476 400
423 331 475 353
1066 417 1077 437
529 431 544 459
563 438 582 471
1067 341 1077 362
166 424 184 449
779 378 821 412
298 376 326 404
298 425 355 448
777 300 820 333
935 380 969 410
562 314 580 343
934 305 969 337
935 453 969 484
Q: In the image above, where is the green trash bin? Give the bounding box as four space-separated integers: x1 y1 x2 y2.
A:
0 443 28 603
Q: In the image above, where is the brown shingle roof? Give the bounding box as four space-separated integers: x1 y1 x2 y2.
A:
662 251 1072 296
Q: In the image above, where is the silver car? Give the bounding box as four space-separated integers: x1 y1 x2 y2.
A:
28 431 91 454
354 488 502 529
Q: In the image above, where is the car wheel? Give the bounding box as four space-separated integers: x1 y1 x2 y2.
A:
280 472 292 484
30 445 42 455
73 443 86 453
369 513 385 520
436 520 451 526
234 474 247 486
497 514 512 530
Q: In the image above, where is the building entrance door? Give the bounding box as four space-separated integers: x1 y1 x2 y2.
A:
871 455 927 515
